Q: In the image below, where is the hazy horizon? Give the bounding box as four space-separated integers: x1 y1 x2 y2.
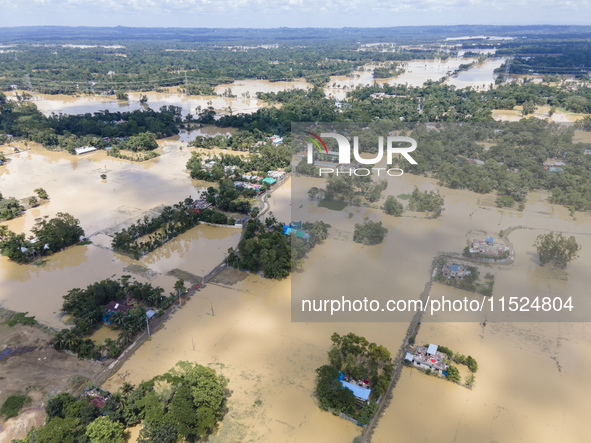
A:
1 0 591 28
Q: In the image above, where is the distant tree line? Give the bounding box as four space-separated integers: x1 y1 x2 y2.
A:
0 99 180 153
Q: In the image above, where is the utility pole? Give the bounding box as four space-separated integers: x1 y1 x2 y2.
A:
25 74 32 92
210 302 214 317
146 316 150 337
191 334 195 350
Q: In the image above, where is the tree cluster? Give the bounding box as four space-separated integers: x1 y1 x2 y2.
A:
0 192 24 221
534 231 581 268
55 277 168 359
111 198 235 259
315 333 393 424
16 361 227 443
408 186 445 216
353 218 388 245
0 212 84 263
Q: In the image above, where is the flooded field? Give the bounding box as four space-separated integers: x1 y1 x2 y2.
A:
6 80 311 118
2 83 591 442
9 60 510 117
98 168 591 442
103 271 408 442
374 320 591 442
446 58 506 90
325 57 504 99
214 79 310 98
493 105 587 122
158 126 237 145
0 142 244 327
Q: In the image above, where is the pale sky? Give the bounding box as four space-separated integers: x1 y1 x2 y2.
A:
1 0 590 28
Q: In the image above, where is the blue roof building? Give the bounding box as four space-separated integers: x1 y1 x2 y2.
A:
340 380 372 401
486 236 494 244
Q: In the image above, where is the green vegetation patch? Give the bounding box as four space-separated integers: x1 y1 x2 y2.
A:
1 394 28 419
315 333 393 426
15 361 227 443
318 198 348 211
353 218 388 245
6 312 36 327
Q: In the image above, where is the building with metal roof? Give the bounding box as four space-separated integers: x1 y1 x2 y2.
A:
75 146 97 155
427 344 438 355
340 380 372 401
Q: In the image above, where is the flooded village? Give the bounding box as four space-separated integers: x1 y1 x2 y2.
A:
2 32 591 443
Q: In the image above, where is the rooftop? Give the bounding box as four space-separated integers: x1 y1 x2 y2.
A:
105 301 132 313
75 146 97 155
340 380 371 401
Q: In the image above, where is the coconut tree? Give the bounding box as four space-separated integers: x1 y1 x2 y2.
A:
111 310 126 328
64 330 80 349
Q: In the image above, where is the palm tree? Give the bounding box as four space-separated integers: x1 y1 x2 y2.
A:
118 329 133 346
121 382 135 396
64 330 79 349
53 330 68 350
112 310 126 328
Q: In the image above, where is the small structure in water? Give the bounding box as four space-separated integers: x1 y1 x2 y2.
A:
405 344 448 375
442 262 471 279
282 221 310 240
468 236 509 259
75 146 97 155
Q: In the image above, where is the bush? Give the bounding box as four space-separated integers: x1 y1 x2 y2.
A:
534 232 581 268
6 312 36 327
446 365 461 383
408 186 444 215
353 219 388 245
437 346 453 356
383 195 404 216
1 394 28 418
466 355 479 373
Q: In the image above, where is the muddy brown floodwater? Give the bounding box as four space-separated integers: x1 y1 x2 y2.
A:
6 80 310 118
0 141 243 328
214 79 310 99
2 118 591 441
326 58 504 100
103 170 591 442
103 272 409 442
